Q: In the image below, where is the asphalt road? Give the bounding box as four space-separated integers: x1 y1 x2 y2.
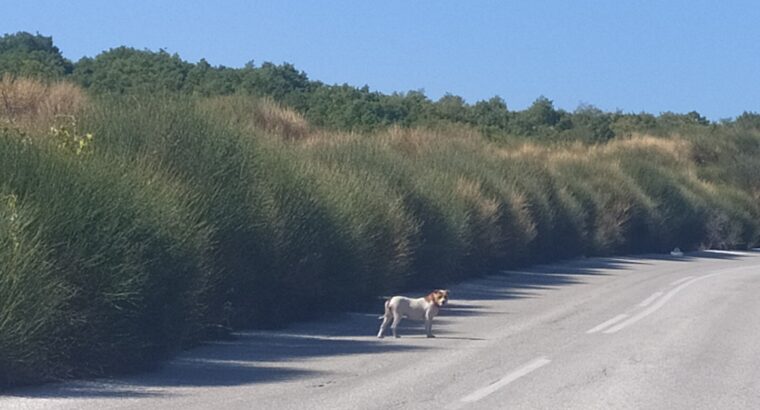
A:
4 250 760 409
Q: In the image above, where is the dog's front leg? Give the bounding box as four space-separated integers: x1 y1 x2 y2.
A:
425 312 435 338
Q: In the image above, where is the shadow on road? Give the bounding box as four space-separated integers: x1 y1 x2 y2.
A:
8 250 752 399
452 256 636 302
454 250 750 303
7 332 427 399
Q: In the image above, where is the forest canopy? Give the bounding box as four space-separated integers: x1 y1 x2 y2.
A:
3 31 758 141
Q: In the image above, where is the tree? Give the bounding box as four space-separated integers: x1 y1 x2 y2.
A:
239 62 312 110
509 96 563 136
0 32 73 79
657 111 710 130
734 112 760 130
306 83 391 131
71 47 192 94
433 93 469 123
610 112 658 136
525 96 561 126
569 104 615 142
185 59 240 96
472 96 509 129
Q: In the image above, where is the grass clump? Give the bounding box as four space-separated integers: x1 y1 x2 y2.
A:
0 74 87 134
0 125 216 384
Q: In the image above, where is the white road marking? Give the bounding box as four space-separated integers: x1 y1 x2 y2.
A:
586 314 629 334
704 250 754 256
460 357 551 403
638 291 664 307
604 273 718 334
670 276 695 286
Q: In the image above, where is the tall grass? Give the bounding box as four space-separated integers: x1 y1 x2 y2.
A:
0 185 70 384
199 95 311 141
1 82 759 388
0 125 216 384
0 75 87 134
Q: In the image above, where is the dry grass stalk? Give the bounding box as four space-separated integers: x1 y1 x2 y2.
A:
0 75 87 134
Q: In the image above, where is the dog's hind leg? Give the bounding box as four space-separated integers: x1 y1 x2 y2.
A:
377 318 390 338
377 315 391 338
391 311 402 338
377 300 391 338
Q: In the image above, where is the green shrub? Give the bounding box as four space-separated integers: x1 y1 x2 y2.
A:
0 128 215 384
0 188 70 386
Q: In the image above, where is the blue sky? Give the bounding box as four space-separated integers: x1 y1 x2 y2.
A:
4 0 759 119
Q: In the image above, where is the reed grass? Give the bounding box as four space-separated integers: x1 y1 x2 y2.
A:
2 78 758 387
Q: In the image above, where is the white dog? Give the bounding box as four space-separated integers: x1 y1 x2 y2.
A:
377 289 449 338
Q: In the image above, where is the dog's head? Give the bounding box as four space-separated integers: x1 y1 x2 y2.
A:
426 289 450 307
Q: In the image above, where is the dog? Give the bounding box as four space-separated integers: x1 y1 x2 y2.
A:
377 289 449 338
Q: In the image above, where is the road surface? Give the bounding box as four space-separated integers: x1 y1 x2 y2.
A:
4 250 760 409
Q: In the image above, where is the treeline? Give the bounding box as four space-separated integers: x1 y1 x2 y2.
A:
4 32 760 140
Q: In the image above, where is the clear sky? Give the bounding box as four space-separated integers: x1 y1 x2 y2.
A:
4 0 759 120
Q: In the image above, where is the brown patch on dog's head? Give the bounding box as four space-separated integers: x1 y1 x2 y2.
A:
426 289 450 307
